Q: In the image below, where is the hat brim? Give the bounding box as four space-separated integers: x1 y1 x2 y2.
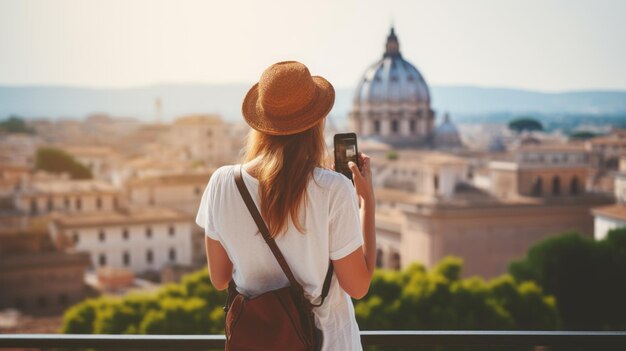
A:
241 76 335 136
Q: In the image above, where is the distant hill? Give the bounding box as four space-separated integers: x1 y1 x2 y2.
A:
1 84 626 128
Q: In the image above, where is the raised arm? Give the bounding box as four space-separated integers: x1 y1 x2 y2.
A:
332 152 376 299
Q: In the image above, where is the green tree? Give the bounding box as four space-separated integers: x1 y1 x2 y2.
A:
0 116 35 134
62 269 227 335
386 150 398 160
35 147 93 179
508 117 543 133
509 228 626 330
569 130 598 140
63 257 557 340
355 257 556 331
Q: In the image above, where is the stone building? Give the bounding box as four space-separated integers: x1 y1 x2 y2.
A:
125 171 213 214
487 144 590 199
371 150 469 198
370 148 612 278
432 113 464 151
592 155 626 240
349 28 435 148
168 114 241 166
14 177 122 216
0 227 91 316
586 128 626 169
49 207 196 275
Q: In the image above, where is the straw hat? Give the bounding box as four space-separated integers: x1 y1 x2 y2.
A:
242 61 335 136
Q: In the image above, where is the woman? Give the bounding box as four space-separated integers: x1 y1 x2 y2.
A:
195 61 376 350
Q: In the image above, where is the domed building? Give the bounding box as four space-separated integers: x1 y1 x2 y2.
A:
349 27 435 148
433 113 464 150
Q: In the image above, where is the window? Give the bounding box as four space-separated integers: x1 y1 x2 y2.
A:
64 197 70 209
123 252 130 267
570 177 580 195
391 119 399 133
113 197 118 209
76 198 82 210
30 199 37 215
122 228 129 240
146 227 152 238
58 293 68 306
168 225 175 237
98 230 105 242
99 254 107 266
433 175 439 192
390 252 401 270
169 248 176 262
37 296 47 308
72 232 79 244
532 177 543 197
374 120 381 133
195 186 202 196
96 197 102 209
47 197 53 211
146 249 154 264
15 298 25 309
552 176 561 196
410 120 416 133
376 248 384 268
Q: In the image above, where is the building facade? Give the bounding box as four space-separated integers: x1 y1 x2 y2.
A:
49 207 195 275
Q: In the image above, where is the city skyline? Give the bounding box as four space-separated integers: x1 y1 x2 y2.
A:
1 0 625 92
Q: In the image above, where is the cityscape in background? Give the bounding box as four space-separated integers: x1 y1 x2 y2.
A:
1 12 626 339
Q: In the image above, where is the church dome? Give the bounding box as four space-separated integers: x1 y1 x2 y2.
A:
433 113 463 149
354 27 430 105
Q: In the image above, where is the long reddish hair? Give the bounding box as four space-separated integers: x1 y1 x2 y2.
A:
242 120 328 237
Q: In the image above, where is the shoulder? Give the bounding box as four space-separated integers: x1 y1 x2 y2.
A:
206 164 237 190
312 167 354 195
212 164 236 179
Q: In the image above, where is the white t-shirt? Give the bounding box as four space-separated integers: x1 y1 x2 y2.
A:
195 164 364 351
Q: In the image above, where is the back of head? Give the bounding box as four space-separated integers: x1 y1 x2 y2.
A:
242 122 327 237
240 61 335 237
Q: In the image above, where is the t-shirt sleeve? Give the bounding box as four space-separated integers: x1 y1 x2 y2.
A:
328 176 364 260
195 168 221 240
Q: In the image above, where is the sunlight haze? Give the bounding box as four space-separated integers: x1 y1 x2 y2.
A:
1 0 625 91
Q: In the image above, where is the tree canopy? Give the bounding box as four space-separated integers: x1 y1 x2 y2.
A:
62 257 557 337
509 228 626 330
508 117 544 133
0 116 35 134
35 147 93 179
569 130 599 140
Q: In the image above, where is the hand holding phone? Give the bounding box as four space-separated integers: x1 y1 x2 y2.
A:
334 133 360 181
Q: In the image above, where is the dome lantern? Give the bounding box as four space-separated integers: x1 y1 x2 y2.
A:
384 27 401 58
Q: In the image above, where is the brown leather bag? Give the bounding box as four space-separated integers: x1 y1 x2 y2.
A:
223 165 334 351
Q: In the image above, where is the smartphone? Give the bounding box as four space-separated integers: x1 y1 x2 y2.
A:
334 133 359 181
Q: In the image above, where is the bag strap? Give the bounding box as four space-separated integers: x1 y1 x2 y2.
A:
234 164 333 305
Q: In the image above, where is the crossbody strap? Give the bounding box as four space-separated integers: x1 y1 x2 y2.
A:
234 164 333 305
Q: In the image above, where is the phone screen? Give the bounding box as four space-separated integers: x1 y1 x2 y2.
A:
334 133 359 180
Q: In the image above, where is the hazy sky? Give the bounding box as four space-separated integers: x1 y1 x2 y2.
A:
1 0 625 91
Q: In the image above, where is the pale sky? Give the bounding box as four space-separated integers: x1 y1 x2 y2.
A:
1 0 625 91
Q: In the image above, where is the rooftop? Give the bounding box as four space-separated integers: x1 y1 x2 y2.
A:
0 251 91 269
20 179 120 196
592 204 626 221
50 206 193 228
126 171 213 187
